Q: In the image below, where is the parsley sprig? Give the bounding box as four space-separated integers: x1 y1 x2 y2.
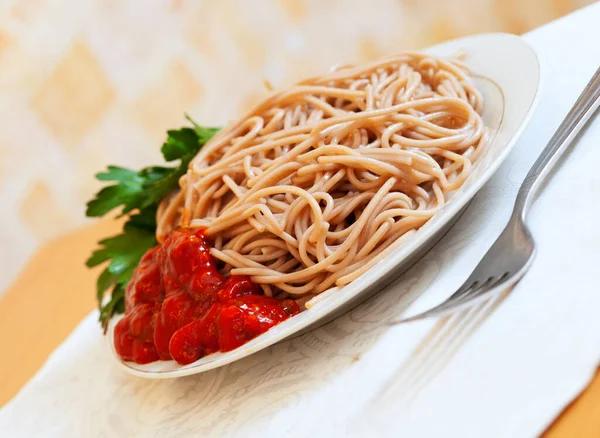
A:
86 118 219 330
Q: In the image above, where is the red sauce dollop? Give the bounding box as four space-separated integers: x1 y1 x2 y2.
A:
113 228 299 365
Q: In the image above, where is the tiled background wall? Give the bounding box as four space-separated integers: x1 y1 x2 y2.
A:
0 0 592 292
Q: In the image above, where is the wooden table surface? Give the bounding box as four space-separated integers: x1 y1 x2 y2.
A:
0 220 598 436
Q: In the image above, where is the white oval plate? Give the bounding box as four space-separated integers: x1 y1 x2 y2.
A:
108 32 540 379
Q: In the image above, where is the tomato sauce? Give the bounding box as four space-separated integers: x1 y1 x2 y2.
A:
113 228 299 365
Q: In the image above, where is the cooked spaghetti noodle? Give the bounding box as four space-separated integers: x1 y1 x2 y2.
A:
157 52 487 300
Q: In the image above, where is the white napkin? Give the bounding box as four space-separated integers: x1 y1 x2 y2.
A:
3 4 600 437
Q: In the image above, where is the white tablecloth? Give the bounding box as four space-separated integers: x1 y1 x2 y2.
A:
2 4 600 437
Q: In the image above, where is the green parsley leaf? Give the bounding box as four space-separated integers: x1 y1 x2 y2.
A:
86 118 219 330
186 114 220 144
88 207 157 332
161 128 199 161
98 284 126 330
85 167 145 217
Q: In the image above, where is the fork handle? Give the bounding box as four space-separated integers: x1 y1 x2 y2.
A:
514 66 600 219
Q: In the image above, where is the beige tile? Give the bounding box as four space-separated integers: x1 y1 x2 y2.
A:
132 60 203 142
218 1 267 71
10 0 45 22
428 16 460 46
0 29 14 56
276 0 308 22
0 148 5 186
32 41 115 149
358 36 384 63
184 5 218 60
19 180 74 241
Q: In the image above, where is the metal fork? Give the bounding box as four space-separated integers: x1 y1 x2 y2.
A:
396 66 600 324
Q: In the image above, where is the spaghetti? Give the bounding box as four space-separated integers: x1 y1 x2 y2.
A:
157 52 487 301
